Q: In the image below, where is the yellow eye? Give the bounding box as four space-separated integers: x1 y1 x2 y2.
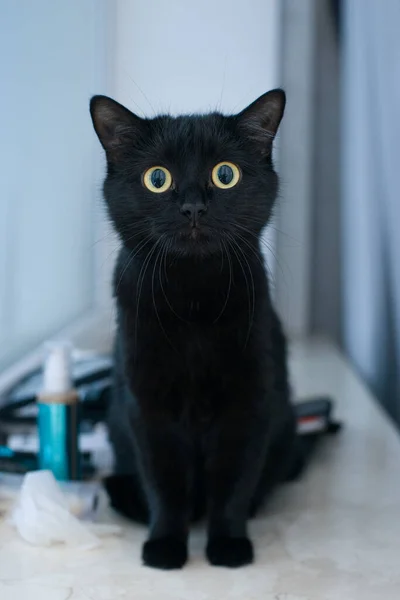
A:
211 162 241 189
143 166 172 193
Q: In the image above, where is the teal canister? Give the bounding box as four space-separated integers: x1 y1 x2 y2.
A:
38 342 80 480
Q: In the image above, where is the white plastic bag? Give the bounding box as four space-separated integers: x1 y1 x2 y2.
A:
11 470 120 549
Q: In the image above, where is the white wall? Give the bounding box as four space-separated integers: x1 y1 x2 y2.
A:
112 0 280 115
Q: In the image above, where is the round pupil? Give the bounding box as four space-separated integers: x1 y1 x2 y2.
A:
151 168 166 189
218 165 234 185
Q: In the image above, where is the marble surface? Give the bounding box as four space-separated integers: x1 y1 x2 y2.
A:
1 339 400 599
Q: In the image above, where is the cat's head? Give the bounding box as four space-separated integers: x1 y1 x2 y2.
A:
90 90 285 257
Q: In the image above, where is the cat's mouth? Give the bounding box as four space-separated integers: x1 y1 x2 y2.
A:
163 224 223 257
178 225 209 242
174 224 216 252
189 227 200 240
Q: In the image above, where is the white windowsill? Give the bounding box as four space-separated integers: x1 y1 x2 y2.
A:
1 338 400 598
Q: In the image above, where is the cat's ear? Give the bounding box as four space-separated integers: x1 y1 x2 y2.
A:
237 89 286 154
90 95 145 156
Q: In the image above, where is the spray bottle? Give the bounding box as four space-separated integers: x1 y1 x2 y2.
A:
38 342 80 480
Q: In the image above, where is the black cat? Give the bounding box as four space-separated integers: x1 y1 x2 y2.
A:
90 90 303 569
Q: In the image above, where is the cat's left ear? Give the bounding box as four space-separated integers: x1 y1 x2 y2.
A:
236 89 286 154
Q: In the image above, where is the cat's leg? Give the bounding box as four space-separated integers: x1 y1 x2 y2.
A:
105 381 150 523
133 412 193 569
119 319 192 569
249 409 299 516
204 404 270 567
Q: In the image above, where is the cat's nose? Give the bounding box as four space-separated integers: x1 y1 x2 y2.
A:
180 202 207 225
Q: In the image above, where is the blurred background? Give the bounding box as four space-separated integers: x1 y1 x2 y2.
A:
0 0 399 425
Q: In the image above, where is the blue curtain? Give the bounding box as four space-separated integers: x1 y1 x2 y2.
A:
342 0 400 423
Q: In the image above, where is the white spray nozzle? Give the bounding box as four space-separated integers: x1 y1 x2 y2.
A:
42 341 73 394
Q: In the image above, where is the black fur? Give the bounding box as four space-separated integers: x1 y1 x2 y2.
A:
90 90 301 569
206 536 254 568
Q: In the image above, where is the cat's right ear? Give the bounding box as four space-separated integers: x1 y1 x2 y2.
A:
90 95 144 157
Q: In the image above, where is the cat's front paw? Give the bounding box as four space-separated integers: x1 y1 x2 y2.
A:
142 536 188 570
206 536 254 567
